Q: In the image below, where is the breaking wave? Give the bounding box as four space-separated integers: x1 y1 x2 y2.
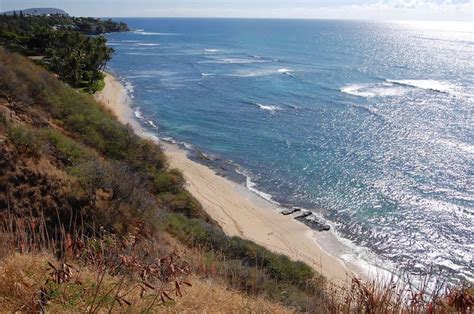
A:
199 58 268 64
386 79 457 94
204 48 221 53
134 30 179 36
278 68 294 76
341 79 461 98
254 102 282 112
231 67 295 78
341 83 406 98
135 43 160 46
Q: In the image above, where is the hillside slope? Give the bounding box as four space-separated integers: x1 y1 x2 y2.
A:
0 48 319 312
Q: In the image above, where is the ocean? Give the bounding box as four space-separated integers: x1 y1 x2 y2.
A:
105 18 473 284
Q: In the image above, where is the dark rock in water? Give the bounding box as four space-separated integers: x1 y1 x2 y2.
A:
196 150 210 161
294 211 312 219
305 220 330 231
294 212 330 231
281 207 301 215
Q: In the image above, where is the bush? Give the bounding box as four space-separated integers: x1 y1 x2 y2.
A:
7 124 43 158
67 159 162 236
163 213 317 290
43 129 91 165
84 73 105 93
158 191 209 221
152 169 185 194
162 213 320 309
0 49 168 176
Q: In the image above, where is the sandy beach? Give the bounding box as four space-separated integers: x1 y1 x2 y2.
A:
95 73 353 286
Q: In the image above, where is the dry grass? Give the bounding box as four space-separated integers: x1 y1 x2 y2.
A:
1 213 471 313
0 213 293 313
310 275 474 314
167 276 294 313
0 252 53 312
0 253 292 313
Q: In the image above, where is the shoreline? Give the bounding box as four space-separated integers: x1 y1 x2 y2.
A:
95 73 356 286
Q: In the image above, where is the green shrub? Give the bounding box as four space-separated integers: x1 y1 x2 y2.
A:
152 168 185 193
129 138 167 171
162 212 320 309
158 191 209 221
84 74 105 93
0 49 168 176
7 124 43 157
163 213 317 289
43 129 91 165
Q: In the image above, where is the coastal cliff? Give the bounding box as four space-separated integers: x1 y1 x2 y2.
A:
0 48 320 312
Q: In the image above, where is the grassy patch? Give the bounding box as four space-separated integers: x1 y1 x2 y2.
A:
163 212 321 309
7 124 44 158
42 128 92 165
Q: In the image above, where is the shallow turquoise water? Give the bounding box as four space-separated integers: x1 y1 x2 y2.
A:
106 19 473 283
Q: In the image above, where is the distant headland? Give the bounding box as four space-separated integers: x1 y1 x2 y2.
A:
1 7 69 16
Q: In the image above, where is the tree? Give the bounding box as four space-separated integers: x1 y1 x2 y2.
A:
13 10 17 18
0 14 123 91
19 10 24 18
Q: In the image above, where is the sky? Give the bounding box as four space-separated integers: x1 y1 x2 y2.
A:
1 0 472 21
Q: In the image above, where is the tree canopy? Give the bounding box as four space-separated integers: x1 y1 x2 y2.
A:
0 14 128 92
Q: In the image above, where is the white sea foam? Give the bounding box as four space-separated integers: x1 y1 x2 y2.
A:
222 58 264 64
230 69 273 77
341 83 406 98
181 142 194 150
342 79 464 98
148 120 158 129
135 43 160 46
255 103 282 112
124 81 134 94
201 73 214 77
199 58 267 65
342 79 463 98
230 67 296 78
161 137 178 144
278 68 294 76
124 52 159 56
245 175 274 201
134 30 179 36
204 48 220 53
229 68 293 77
387 79 456 94
134 108 143 119
162 137 194 150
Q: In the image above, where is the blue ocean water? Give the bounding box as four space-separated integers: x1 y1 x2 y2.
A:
105 19 473 283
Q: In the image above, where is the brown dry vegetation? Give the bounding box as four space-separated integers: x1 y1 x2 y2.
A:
0 48 472 313
0 253 292 313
